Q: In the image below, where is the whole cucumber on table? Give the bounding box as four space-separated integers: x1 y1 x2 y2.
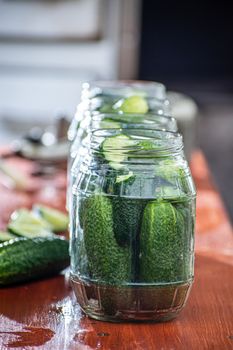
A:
0 236 69 286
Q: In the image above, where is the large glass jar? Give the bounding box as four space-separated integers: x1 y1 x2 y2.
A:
70 129 196 322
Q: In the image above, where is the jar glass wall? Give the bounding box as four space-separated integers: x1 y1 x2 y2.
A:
70 128 196 322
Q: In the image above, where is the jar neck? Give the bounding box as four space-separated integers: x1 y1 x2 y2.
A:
90 112 177 132
88 129 184 160
85 96 169 110
81 80 167 100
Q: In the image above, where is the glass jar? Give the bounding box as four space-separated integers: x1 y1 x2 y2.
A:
68 80 170 144
70 128 196 322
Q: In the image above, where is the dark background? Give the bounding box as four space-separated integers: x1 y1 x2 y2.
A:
139 0 233 88
139 0 233 221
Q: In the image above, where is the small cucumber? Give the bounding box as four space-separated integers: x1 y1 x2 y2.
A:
140 201 186 283
0 236 69 286
33 205 69 232
0 231 16 242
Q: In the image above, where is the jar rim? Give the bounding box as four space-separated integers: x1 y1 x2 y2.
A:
81 80 167 101
90 112 176 123
90 128 183 155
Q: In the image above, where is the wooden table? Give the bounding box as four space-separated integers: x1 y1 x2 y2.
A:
0 150 233 350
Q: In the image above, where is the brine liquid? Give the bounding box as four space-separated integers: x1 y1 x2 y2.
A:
71 275 193 322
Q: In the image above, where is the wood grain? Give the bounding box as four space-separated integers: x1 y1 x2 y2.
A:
0 149 232 350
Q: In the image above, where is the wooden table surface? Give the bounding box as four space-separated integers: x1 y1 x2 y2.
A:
0 150 233 350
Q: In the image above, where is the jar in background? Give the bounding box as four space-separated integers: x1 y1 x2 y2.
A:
68 80 170 145
81 80 167 101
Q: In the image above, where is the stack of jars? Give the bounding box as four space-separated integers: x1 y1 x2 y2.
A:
68 81 196 322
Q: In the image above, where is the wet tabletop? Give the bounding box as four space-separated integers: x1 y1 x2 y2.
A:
0 150 233 350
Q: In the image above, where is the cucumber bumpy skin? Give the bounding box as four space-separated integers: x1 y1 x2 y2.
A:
140 201 187 283
98 119 121 130
0 236 69 286
81 194 131 284
112 197 145 246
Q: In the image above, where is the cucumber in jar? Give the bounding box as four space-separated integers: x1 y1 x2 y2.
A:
81 194 132 283
79 193 134 315
139 200 188 283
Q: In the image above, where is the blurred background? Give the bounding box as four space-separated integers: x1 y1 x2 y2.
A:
0 0 232 219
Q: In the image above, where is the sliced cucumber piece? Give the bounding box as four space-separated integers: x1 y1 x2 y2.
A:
138 140 158 151
0 231 17 242
102 134 135 150
9 209 52 230
113 114 145 124
116 171 134 184
155 186 186 201
34 205 69 232
8 223 52 238
98 102 115 113
108 161 125 170
113 95 149 114
101 134 137 170
99 119 121 129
